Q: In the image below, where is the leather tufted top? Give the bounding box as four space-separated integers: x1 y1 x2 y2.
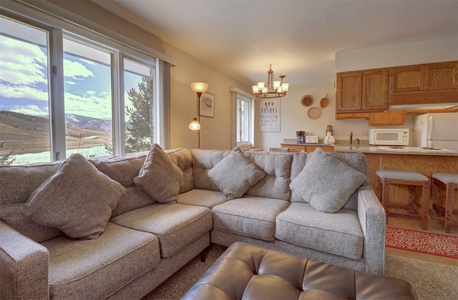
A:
183 242 417 300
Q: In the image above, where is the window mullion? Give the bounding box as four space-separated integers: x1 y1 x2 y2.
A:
112 52 125 156
50 28 66 161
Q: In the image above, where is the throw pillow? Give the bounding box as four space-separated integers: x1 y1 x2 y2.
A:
134 144 183 203
208 147 265 199
21 153 126 239
290 147 367 213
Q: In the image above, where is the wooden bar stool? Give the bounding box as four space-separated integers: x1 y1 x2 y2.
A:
375 170 430 230
431 173 458 233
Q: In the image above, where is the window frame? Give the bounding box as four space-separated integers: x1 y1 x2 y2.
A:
1 6 168 164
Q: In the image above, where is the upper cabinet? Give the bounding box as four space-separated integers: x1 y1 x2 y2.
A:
336 61 458 119
336 68 388 113
389 61 458 105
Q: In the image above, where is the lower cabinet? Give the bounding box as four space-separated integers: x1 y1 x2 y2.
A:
280 144 334 153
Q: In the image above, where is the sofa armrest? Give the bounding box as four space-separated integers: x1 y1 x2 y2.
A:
356 186 386 275
0 221 49 300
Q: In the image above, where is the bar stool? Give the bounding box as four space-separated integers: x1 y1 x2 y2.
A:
431 173 458 233
375 170 430 230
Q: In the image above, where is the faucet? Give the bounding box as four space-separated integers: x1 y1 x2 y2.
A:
350 131 353 145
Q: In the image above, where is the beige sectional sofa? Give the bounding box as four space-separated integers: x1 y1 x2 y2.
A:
0 146 386 299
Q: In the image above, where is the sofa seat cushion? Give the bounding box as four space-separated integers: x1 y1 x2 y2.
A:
212 197 290 242
275 202 364 260
177 189 227 208
110 203 212 258
42 222 160 299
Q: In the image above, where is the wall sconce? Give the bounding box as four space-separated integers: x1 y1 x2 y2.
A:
189 82 208 148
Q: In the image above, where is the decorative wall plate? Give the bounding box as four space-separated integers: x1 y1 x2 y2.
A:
307 107 321 119
300 94 314 107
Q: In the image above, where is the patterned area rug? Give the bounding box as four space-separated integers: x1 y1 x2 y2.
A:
386 226 458 259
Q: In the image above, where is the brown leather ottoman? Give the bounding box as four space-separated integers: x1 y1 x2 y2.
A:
182 242 417 299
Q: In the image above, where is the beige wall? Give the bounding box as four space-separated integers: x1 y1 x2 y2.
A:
164 43 252 150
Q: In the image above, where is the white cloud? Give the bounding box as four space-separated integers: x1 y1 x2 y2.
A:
0 36 48 87
0 82 48 101
64 59 94 79
64 91 112 120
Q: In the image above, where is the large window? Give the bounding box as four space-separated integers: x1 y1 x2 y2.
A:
0 12 161 165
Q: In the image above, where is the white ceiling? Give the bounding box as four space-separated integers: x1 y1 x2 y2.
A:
95 0 458 86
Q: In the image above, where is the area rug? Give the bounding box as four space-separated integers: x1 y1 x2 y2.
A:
386 226 458 259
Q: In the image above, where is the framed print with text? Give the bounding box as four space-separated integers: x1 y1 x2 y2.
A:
260 99 280 132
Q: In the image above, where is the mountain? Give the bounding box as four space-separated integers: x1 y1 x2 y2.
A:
0 111 112 132
65 113 112 131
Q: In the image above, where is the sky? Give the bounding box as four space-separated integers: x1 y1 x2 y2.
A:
0 16 150 121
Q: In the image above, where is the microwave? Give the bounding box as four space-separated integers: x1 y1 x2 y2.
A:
369 129 409 146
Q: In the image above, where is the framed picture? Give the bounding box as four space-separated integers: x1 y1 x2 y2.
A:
200 92 215 118
259 99 281 132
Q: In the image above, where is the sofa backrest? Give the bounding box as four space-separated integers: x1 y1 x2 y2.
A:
290 151 370 209
0 162 64 242
191 149 292 201
0 148 194 242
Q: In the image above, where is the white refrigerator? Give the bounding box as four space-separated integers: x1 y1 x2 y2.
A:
414 112 458 151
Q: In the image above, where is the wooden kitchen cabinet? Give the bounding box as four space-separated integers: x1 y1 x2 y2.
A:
390 61 458 105
336 69 388 113
424 61 458 91
280 144 334 153
336 71 362 112
368 110 405 125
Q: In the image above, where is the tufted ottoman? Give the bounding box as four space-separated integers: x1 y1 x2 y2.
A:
182 242 417 299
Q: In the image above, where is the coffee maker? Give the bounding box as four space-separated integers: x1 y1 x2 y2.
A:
296 131 305 144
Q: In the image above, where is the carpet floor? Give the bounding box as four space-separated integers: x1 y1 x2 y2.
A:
143 243 458 300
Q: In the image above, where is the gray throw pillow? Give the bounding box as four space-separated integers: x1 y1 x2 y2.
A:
21 153 126 239
290 147 367 213
208 147 265 199
134 144 183 203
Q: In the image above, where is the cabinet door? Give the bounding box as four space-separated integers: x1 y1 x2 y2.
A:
424 61 458 91
362 69 388 111
336 71 362 112
390 65 424 93
369 111 405 125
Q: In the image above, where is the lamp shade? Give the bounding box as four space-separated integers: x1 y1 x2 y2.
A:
189 117 201 130
190 82 208 94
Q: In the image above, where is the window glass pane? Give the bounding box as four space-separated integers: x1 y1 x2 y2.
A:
0 15 51 165
63 38 112 158
124 58 154 153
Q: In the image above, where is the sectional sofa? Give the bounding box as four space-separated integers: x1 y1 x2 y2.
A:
0 145 386 299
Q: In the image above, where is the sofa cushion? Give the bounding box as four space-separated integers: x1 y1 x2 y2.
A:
0 204 63 242
177 189 227 208
290 148 367 213
110 203 212 258
166 148 195 193
208 147 265 199
22 153 126 239
42 222 160 299
110 185 157 217
0 162 61 205
275 202 364 260
93 152 147 187
191 149 231 190
212 197 290 241
244 152 293 201
134 144 183 203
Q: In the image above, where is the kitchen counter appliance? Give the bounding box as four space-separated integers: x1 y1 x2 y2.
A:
369 128 409 146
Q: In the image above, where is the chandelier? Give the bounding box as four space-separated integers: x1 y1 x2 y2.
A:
252 65 289 98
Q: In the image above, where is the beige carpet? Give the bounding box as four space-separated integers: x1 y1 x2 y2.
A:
143 244 458 300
